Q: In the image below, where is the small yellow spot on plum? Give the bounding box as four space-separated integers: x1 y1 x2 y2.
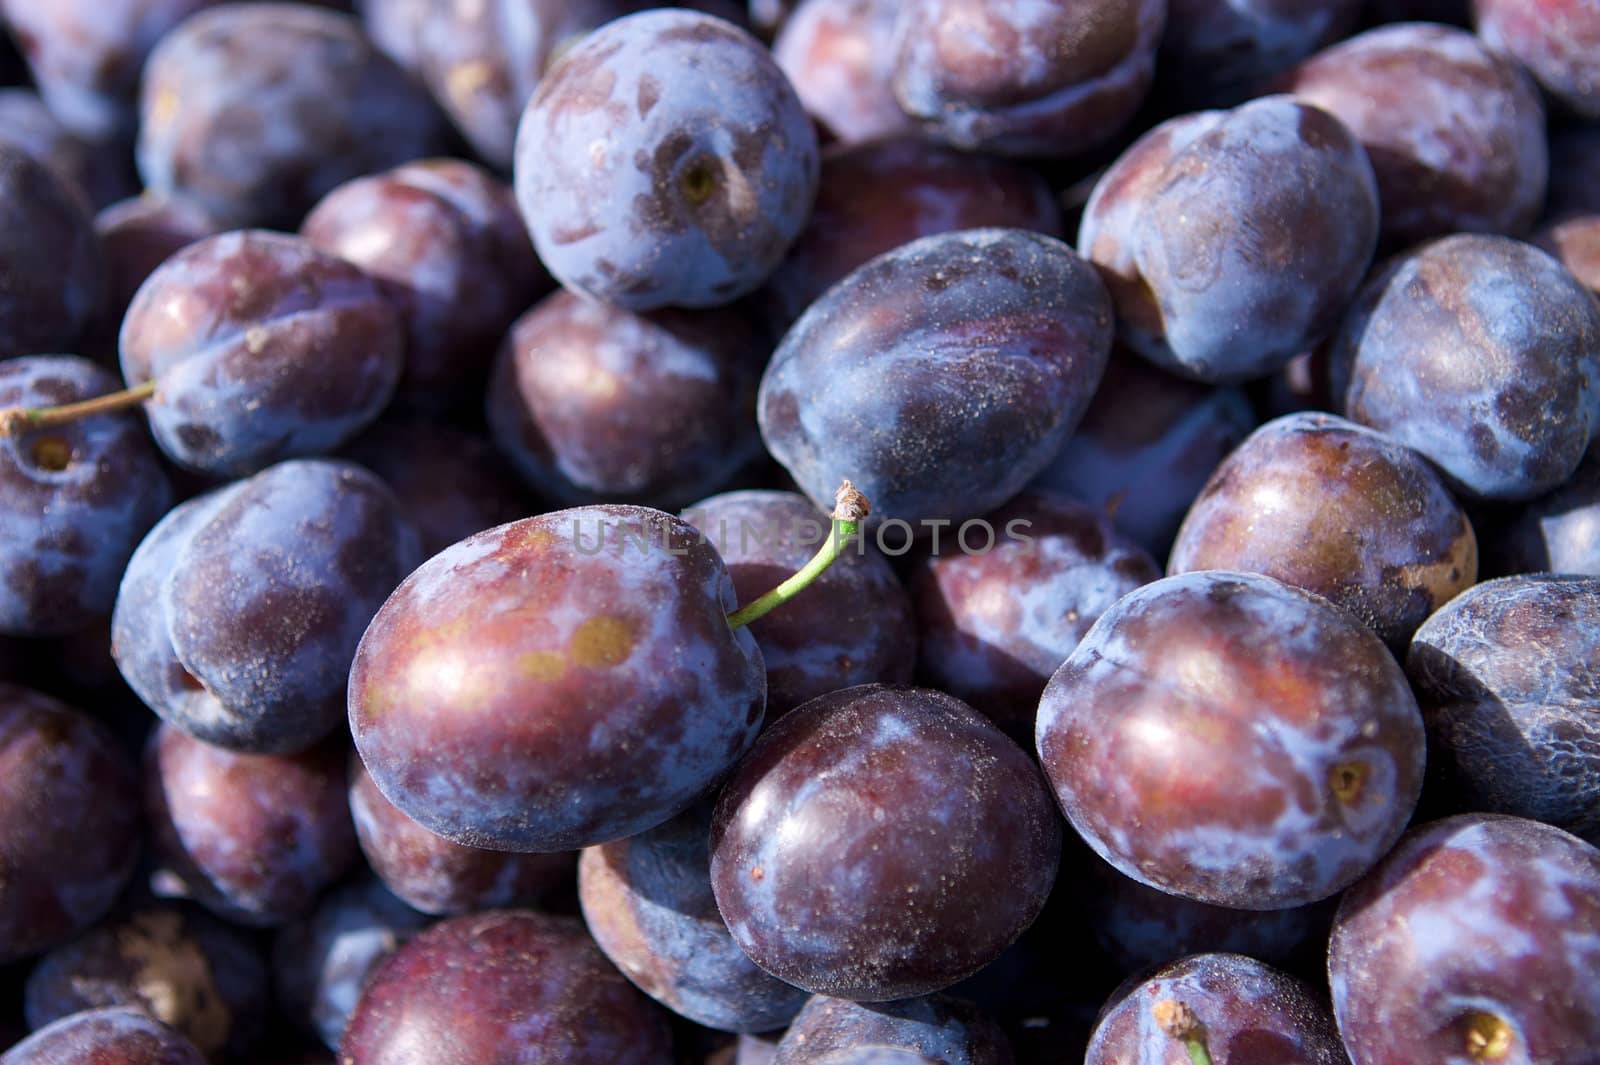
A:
570 615 636 668
750 866 764 882
517 650 566 682
1329 761 1369 804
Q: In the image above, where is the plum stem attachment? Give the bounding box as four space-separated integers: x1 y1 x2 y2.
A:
726 479 869 630
1153 999 1214 1065
0 379 157 437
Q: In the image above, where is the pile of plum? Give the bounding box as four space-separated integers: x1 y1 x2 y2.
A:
0 0 1598 1062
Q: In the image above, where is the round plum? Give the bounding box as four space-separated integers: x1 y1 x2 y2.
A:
773 994 1012 1065
771 0 910 145
1475 0 1600 118
0 1009 206 1065
0 145 104 361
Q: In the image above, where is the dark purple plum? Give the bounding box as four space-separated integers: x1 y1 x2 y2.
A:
119 230 405 478
111 459 422 753
24 905 269 1060
1155 0 1361 108
301 158 549 413
91 194 223 361
1408 575 1600 844
0 356 173 637
812 1052 940 1065
1543 124 1600 221
486 290 768 509
759 228 1113 530
909 491 1159 739
1366 0 1470 20
1026 352 1257 560
513 9 819 310
710 684 1061 1001
0 684 140 964
0 145 104 360
1476 0 1600 118
349 758 574 916
272 878 430 1051
1489 443 1600 575
1329 814 1600 1065
771 0 912 144
341 421 536 558
340 910 674 1064
1079 95 1379 383
1328 233 1600 502
1281 22 1547 246
135 2 447 229
1037 570 1426 909
580 800 811 1032
772 994 1012 1065
144 724 358 927
1084 953 1346 1065
0 89 137 209
349 506 765 852
1168 412 1479 649
890 0 1164 156
764 138 1064 325
681 490 916 718
0 1009 206 1065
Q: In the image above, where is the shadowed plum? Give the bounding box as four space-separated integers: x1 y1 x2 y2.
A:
119 230 405 478
0 89 138 210
0 1009 207 1065
349 506 766 852
759 228 1113 529
111 459 423 753
1036 570 1426 909
486 290 768 509
514 9 819 310
710 684 1062 1001
136 3 448 229
1408 575 1600 844
340 910 674 1064
1079 95 1379 384
91 193 223 360
1328 814 1600 1065
1476 0 1600 118
580 800 811 1032
349 758 574 916
772 994 1012 1065
0 356 173 637
1489 444 1600 575
144 725 359 927
682 490 916 719
1155 0 1361 108
0 145 104 360
1168 412 1479 648
0 684 140 964
1329 233 1600 502
891 0 1165 156
909 491 1160 739
772 0 911 144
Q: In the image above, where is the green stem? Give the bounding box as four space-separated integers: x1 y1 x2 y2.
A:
0 379 157 437
726 479 868 630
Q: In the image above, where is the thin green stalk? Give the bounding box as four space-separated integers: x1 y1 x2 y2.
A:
727 479 869 630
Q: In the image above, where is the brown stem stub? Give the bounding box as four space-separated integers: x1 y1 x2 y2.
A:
0 407 34 438
833 479 870 523
1153 999 1201 1041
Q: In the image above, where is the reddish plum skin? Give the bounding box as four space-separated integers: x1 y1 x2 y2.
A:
1085 953 1347 1065
710 684 1062 1002
772 0 912 144
891 0 1165 157
579 801 811 1033
486 290 768 510
773 994 1013 1065
1476 0 1600 118
119 230 405 478
909 492 1160 739
1036 571 1426 909
301 158 549 413
111 459 422 754
1156 0 1360 108
764 138 1064 325
340 910 674 1065
1489 444 1600 575
0 685 140 965
92 194 223 354
1026 353 1257 560
0 146 104 360
682 490 916 719
136 3 447 229
1281 23 1546 246
759 228 1114 529
1079 95 1379 384
349 507 766 853
1329 814 1600 1065
1329 234 1600 503
0 1009 207 1065
0 357 173 638
144 725 359 927
349 758 574 917
25 906 269 1060
514 10 819 310
1168 412 1479 649
1408 575 1600 844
